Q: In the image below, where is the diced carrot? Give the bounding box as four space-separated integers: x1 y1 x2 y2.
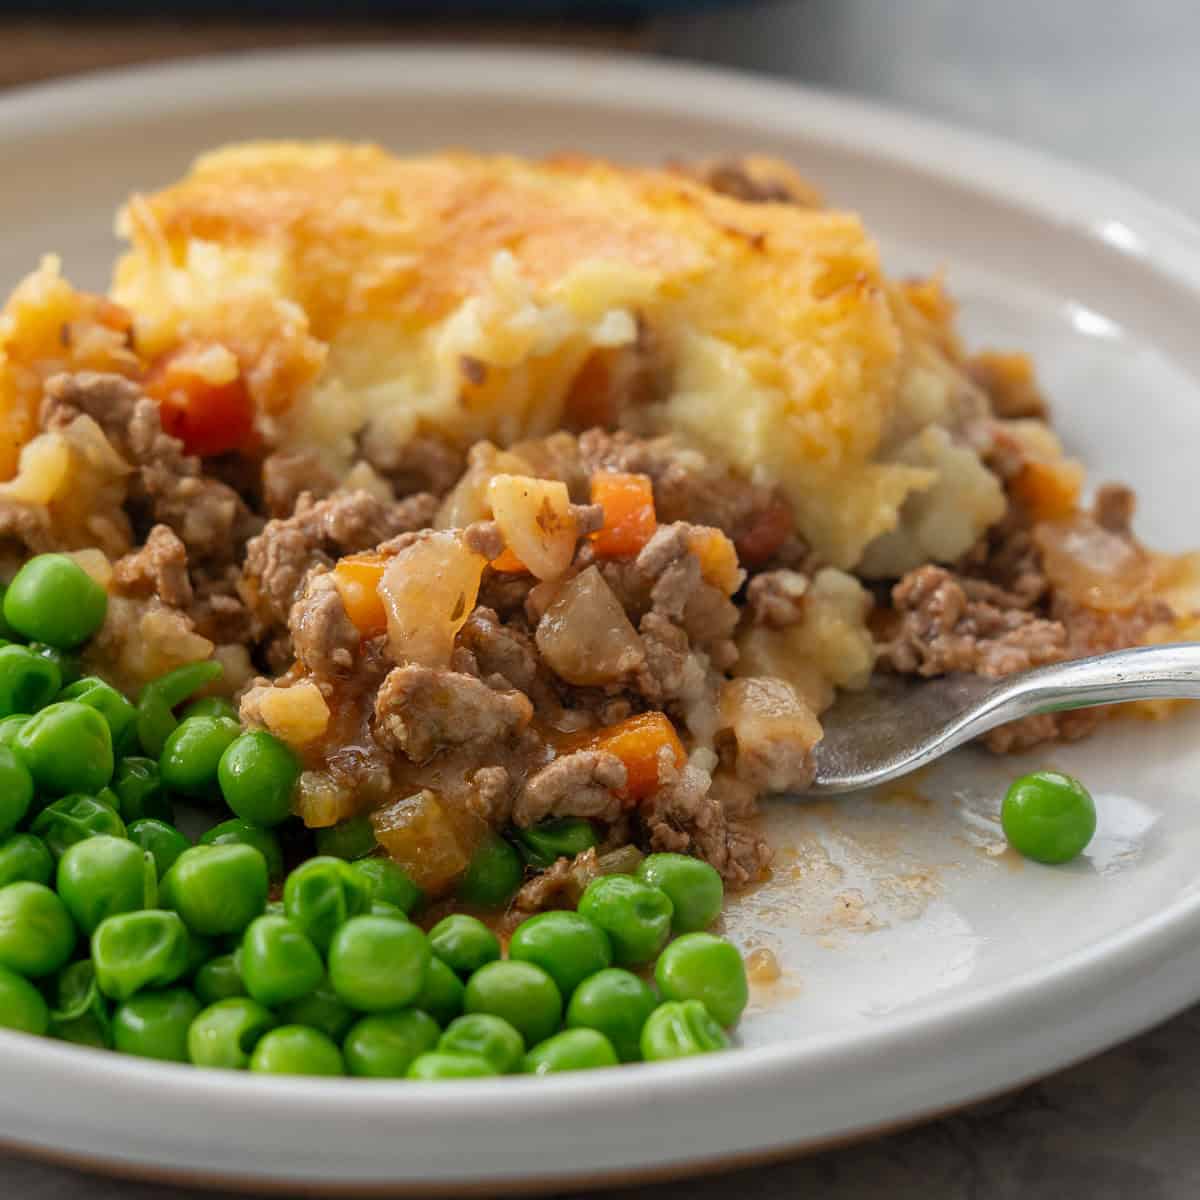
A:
490 546 528 574
590 472 657 559
586 711 686 803
145 342 254 458
686 527 743 595
1011 459 1084 523
332 552 388 637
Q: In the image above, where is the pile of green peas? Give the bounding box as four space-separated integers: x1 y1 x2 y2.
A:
0 553 748 1075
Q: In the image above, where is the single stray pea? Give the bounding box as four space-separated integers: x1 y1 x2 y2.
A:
3 554 107 649
640 1000 730 1062
0 881 75 978
343 1010 441 1078
577 874 673 967
636 853 724 933
524 1028 619 1074
654 933 748 1028
428 913 501 978
250 1025 344 1076
187 997 277 1070
112 987 201 1062
217 730 299 828
406 1051 497 1080
160 843 268 936
439 1013 525 1074
1002 771 1097 864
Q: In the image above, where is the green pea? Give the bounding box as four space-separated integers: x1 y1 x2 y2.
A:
135 660 223 759
0 645 61 720
56 835 156 934
524 1028 618 1074
0 881 74 977
636 853 723 934
276 978 356 1042
184 929 216 977
344 1010 441 1078
16 701 113 796
508 911 612 999
457 832 524 908
348 857 422 916
406 1051 497 1080
49 959 111 1047
0 963 49 1034
249 1025 344 1076
0 584 18 642
160 843 268 936
0 833 52 888
180 697 238 722
1002 771 1097 864
283 855 372 952
413 955 465 1027
187 997 277 1070
0 745 33 837
463 960 562 1047
438 1013 525 1074
92 909 190 1000
111 757 172 825
654 933 748 1027
30 644 81 689
31 794 125 859
112 987 201 1062
200 819 284 880
240 915 324 1008
128 819 190 879
4 554 107 649
159 716 240 799
0 715 31 747
59 677 136 754
577 875 673 967
194 953 246 1006
217 730 299 828
327 916 431 1013
640 999 729 1061
565 968 658 1063
428 913 501 978
314 814 377 861
516 817 598 868
369 901 408 921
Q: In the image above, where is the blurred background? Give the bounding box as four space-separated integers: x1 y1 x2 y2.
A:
0 0 1195 215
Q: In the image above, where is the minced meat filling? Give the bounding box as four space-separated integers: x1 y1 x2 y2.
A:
4 366 1174 906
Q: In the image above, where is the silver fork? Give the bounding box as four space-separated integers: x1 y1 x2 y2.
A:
807 642 1200 795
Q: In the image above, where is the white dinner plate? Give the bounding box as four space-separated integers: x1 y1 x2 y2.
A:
1 46 1200 1195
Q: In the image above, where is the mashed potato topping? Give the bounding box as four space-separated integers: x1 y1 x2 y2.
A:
110 142 1001 572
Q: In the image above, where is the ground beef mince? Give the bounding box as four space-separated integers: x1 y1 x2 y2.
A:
16 360 1177 908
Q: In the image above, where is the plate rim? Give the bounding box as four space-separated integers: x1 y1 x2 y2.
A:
2 42 1200 1188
